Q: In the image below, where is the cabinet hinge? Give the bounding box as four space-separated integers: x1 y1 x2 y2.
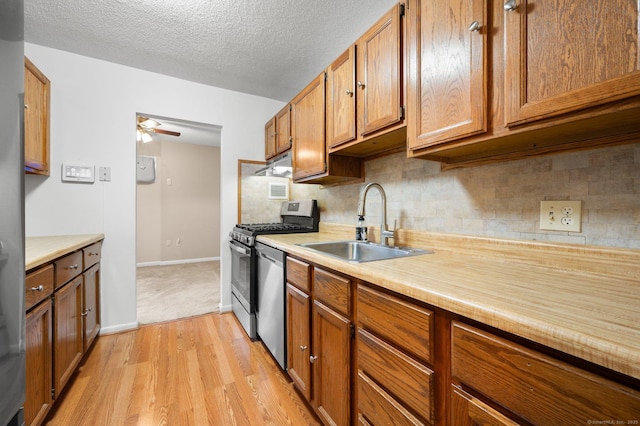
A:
400 3 405 17
324 72 327 82
51 388 55 399
400 105 405 120
350 323 355 339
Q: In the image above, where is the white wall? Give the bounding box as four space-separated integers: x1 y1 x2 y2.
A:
24 43 284 332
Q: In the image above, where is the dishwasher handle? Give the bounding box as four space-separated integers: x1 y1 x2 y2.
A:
258 251 284 267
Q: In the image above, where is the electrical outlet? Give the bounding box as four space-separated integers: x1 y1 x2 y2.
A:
540 200 582 232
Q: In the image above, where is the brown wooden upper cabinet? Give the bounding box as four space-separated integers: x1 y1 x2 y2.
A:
264 103 292 161
407 0 640 168
264 116 277 160
327 3 406 158
291 72 362 184
291 72 327 180
24 57 51 176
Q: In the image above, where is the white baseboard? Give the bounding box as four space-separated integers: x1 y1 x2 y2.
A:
99 321 139 335
219 303 232 313
137 256 220 268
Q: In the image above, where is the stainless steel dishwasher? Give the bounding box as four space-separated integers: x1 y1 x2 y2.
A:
255 241 286 369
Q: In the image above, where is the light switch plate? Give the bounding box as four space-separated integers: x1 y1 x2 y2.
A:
540 200 582 232
61 163 95 183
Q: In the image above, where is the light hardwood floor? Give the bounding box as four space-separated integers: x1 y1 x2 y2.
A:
44 313 321 425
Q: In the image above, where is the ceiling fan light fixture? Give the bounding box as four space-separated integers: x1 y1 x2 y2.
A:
139 118 161 129
141 130 153 143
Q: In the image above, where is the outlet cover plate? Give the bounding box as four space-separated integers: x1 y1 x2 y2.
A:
540 200 582 232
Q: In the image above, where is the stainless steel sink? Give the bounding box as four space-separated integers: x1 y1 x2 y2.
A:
297 240 432 263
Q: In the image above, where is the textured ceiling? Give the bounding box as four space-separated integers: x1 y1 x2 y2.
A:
24 0 400 102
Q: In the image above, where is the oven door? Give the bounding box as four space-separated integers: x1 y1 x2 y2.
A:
229 239 255 313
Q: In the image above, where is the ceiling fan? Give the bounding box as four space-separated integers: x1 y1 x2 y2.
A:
136 116 181 143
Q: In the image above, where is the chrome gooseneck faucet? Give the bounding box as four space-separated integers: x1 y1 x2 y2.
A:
357 182 395 246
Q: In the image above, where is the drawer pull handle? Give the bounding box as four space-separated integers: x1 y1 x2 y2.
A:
299 345 308 351
88 252 99 256
67 264 79 270
30 285 44 292
468 21 481 32
81 307 92 317
309 355 317 363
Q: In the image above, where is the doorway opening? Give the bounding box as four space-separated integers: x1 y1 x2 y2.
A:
135 113 223 324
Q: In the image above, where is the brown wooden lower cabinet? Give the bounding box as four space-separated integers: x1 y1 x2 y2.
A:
25 299 53 426
312 300 351 426
451 321 640 424
285 256 640 426
286 283 312 400
25 240 103 426
53 275 84 398
286 258 353 426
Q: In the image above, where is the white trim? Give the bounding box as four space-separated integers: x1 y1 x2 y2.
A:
136 256 220 267
100 321 139 335
219 302 232 313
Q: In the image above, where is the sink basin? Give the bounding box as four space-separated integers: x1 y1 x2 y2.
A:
297 240 432 263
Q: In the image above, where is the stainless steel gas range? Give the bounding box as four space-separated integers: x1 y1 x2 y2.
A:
229 200 319 368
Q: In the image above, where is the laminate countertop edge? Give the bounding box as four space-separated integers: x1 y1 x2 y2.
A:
257 229 640 382
26 234 105 271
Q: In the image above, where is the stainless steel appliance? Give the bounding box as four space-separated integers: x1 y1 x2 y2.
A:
229 200 319 354
255 242 286 369
0 1 26 425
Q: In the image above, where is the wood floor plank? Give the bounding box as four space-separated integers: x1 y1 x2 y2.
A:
44 312 320 425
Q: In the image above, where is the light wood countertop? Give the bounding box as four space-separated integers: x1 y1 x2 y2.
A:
26 234 105 271
258 224 640 381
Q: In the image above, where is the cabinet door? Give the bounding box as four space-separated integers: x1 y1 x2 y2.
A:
357 4 403 137
24 57 50 175
286 283 312 401
327 46 357 148
83 263 100 351
265 117 277 160
275 104 292 154
25 300 53 426
407 0 487 150
312 300 351 426
504 0 640 125
292 72 326 180
450 385 520 426
53 276 84 398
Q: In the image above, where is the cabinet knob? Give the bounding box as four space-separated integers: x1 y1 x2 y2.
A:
299 345 308 351
67 264 79 270
504 0 517 11
24 104 29 109
468 21 481 32
30 285 44 292
345 89 353 97
309 355 317 363
357 81 365 90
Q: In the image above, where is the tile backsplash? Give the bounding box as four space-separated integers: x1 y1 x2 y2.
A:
241 142 640 249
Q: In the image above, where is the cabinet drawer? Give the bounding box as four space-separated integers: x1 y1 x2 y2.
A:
54 251 83 288
358 329 434 424
451 321 640 424
25 264 54 311
286 257 311 292
357 284 433 364
358 370 426 426
313 267 350 316
83 241 102 269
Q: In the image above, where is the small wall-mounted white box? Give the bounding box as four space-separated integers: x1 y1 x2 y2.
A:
61 163 95 183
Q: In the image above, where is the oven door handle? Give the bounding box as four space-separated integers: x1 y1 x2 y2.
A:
229 241 251 256
258 251 283 267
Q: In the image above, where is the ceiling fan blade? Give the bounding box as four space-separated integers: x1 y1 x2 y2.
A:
151 128 181 137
